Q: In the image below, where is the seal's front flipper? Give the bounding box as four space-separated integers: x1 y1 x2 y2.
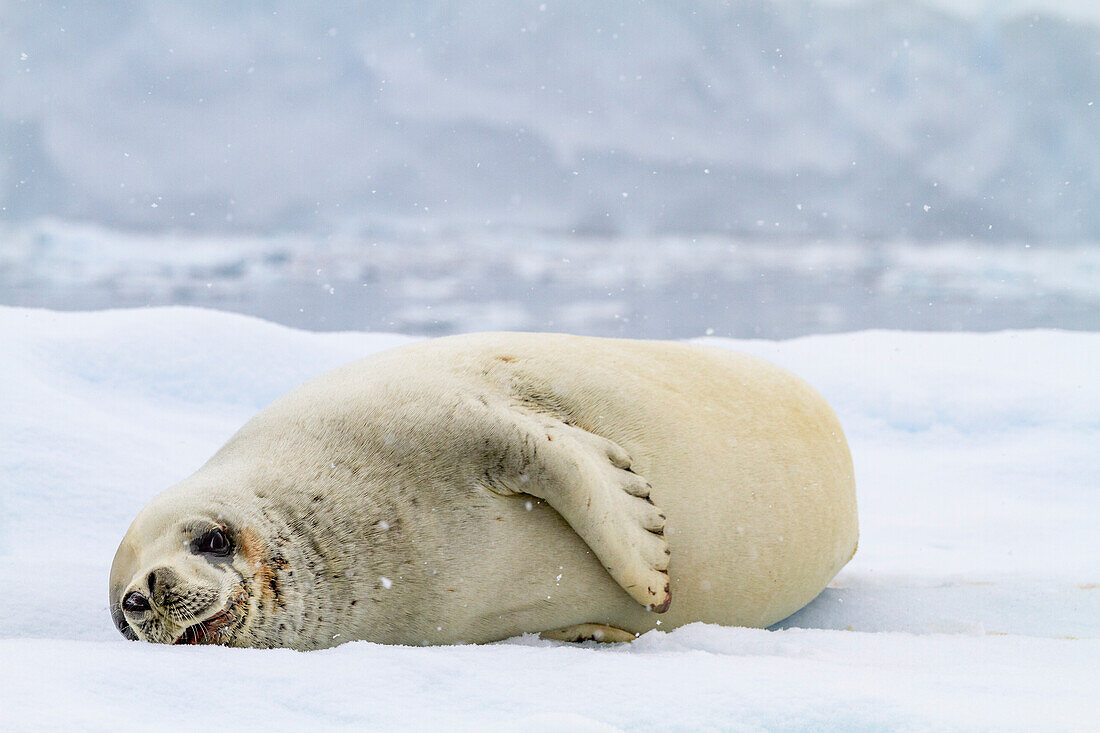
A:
540 623 637 643
483 407 672 612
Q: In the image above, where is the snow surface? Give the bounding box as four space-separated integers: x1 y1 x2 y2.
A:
3 0 1099 239
1 306 1097 731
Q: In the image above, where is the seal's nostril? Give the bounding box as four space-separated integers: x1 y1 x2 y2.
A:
147 570 158 593
122 591 150 614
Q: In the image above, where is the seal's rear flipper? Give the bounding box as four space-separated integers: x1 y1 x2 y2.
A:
540 623 637 643
481 405 672 613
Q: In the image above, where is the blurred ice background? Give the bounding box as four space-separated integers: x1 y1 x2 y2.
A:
2 0 1098 337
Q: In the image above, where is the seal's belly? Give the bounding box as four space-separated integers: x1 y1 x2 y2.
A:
448 339 857 638
516 338 852 630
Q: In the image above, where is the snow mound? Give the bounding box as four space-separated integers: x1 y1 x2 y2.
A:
1 307 1097 730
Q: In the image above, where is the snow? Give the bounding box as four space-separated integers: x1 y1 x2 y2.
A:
3 1 1099 239
1 306 1097 731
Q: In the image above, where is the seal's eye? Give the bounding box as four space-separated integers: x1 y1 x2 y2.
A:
195 528 232 557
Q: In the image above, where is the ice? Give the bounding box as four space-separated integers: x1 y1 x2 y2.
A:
2 1 1099 239
3 220 1098 338
0 306 1096 730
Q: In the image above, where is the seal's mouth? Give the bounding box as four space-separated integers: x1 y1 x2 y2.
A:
174 609 233 645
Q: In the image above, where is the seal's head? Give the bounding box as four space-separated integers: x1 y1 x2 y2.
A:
109 485 290 647
110 499 242 645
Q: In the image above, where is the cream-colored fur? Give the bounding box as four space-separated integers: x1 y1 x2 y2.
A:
110 333 857 649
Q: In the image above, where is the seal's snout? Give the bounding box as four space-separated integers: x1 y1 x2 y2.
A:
120 565 177 618
146 566 183 610
122 591 150 614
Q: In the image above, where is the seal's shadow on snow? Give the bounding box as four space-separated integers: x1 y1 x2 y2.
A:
770 576 1099 638
769 585 869 632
